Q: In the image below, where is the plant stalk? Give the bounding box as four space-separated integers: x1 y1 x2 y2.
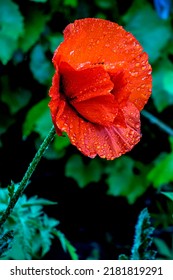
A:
142 110 173 136
0 125 55 228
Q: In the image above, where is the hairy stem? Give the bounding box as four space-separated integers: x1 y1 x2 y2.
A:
142 110 173 136
0 125 55 228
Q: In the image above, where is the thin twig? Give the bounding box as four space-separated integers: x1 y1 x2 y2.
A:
142 110 173 137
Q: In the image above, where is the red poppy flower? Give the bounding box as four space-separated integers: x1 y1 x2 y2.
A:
49 18 152 160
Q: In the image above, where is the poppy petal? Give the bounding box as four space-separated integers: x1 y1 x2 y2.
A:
54 18 142 67
54 100 140 160
53 18 151 111
72 95 118 126
59 61 114 102
107 53 152 110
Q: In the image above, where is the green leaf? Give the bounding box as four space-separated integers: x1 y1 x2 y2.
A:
152 58 173 112
94 0 115 9
22 197 57 207
0 231 14 258
118 254 129 260
169 136 173 152
29 44 54 85
147 153 173 188
65 238 78 260
0 0 24 64
0 110 14 136
0 37 17 65
163 69 173 96
53 133 70 151
0 188 60 260
53 230 78 260
19 10 50 52
53 230 66 252
48 33 64 53
65 155 103 188
7 181 15 199
38 215 58 256
0 0 24 40
154 238 173 259
161 192 173 201
30 0 48 2
43 133 70 160
1 77 31 114
22 98 52 139
123 0 172 63
64 0 78 7
0 188 10 213
105 156 150 204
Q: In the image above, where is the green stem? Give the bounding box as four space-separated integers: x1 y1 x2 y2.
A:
0 125 55 228
142 110 173 137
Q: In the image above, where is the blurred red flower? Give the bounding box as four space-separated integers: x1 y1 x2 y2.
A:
49 18 152 160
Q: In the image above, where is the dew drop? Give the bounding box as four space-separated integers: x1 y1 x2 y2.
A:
141 76 147 81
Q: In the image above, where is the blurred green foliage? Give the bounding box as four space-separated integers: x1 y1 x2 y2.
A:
65 154 103 188
0 0 173 259
123 0 172 64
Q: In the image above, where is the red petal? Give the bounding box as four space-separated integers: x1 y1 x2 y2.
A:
107 55 152 111
59 61 118 125
127 52 152 110
72 95 118 126
54 18 143 67
53 101 141 160
53 18 152 111
59 61 114 102
49 71 60 120
49 71 66 135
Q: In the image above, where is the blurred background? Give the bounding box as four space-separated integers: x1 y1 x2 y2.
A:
0 0 173 260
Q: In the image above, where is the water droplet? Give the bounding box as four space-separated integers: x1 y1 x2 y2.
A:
141 76 147 81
